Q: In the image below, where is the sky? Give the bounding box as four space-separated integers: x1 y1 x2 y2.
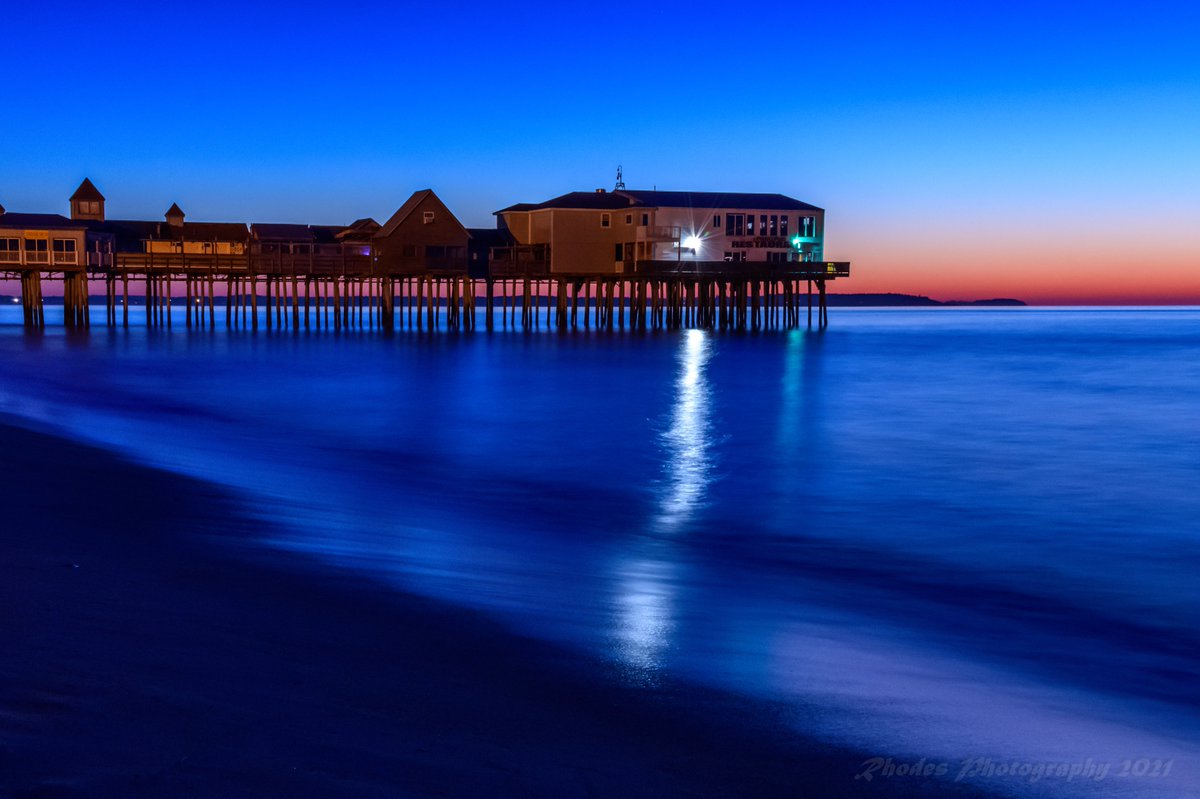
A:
2 1 1198 303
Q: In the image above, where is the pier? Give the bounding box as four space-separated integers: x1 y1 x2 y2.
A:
1 181 850 331
4 254 848 332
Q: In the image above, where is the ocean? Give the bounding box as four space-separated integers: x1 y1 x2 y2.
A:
1 305 1197 797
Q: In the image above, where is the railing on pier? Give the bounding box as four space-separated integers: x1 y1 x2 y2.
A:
632 260 850 278
489 244 551 277
248 252 375 276
636 225 681 242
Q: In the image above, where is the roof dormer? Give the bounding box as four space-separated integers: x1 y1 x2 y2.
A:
165 203 185 227
70 178 105 222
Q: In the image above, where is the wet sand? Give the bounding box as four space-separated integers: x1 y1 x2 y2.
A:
0 422 981 798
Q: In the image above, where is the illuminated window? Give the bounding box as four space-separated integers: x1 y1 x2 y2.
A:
780 216 788 237
601 213 611 228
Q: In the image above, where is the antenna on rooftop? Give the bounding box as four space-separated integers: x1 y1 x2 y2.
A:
614 165 626 191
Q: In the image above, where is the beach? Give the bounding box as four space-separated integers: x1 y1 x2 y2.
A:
0 421 968 798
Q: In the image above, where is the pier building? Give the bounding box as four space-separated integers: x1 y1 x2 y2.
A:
2 178 849 331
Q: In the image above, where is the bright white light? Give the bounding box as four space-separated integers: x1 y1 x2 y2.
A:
682 234 702 253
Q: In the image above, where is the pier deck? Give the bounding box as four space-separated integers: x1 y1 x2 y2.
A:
3 254 847 331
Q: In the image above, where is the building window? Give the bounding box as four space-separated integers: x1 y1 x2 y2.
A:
423 211 435 224
641 213 649 226
0 238 18 262
625 214 633 225
713 215 721 229
615 243 624 261
780 216 789 237
723 251 747 263
724 214 746 237
601 213 611 228
52 238 77 264
402 245 417 257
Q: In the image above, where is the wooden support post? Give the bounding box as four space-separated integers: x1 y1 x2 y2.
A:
485 278 494 330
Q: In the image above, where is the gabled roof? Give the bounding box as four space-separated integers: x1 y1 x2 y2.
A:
0 212 82 229
616 190 822 212
466 227 513 248
337 218 380 243
159 221 249 242
251 223 313 241
376 190 433 238
376 190 467 239
165 203 184 217
496 189 824 215
308 225 347 244
70 178 105 202
496 191 638 214
96 219 161 252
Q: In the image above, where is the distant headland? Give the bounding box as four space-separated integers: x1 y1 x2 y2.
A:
827 294 1026 307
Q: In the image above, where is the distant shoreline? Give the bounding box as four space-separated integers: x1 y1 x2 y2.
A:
825 293 1025 307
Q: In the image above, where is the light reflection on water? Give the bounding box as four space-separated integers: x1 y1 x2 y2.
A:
2 306 1200 796
612 329 713 680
